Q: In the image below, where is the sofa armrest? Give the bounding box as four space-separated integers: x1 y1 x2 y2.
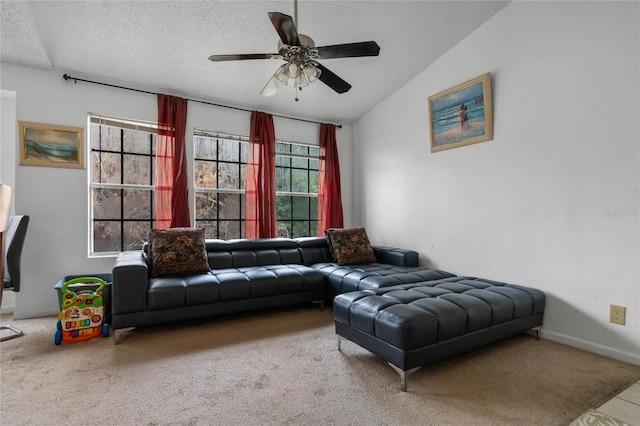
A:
372 246 419 267
112 251 148 316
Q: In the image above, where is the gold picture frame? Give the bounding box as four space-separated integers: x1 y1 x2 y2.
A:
19 121 85 169
429 73 493 153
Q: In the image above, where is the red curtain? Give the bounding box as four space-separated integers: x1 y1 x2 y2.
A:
317 123 344 235
156 94 190 229
245 111 277 238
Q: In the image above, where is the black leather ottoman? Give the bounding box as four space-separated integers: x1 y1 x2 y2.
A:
334 276 545 391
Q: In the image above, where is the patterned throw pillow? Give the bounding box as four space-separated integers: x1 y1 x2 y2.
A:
325 228 377 266
149 228 210 278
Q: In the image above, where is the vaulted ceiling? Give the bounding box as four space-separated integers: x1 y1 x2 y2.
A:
1 1 509 124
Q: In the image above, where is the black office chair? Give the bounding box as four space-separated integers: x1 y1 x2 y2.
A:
1 215 29 341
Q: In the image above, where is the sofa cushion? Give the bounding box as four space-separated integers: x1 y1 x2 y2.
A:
149 227 210 278
325 228 377 265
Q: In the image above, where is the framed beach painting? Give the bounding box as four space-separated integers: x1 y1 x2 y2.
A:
19 121 85 169
428 73 493 153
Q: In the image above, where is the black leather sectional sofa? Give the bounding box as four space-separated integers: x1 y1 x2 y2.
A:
111 236 451 342
112 235 545 391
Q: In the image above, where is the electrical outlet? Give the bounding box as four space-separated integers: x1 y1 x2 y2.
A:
610 305 626 325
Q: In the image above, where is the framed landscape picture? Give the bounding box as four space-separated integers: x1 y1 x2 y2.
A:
428 73 493 153
19 121 85 169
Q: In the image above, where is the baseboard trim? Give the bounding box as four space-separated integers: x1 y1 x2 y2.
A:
13 308 57 320
543 330 640 366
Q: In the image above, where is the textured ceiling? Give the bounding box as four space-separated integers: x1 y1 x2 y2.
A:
1 0 509 124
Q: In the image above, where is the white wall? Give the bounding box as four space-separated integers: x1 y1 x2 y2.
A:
0 63 353 318
354 1 639 364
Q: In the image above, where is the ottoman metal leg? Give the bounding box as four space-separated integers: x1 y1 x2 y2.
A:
532 326 541 340
388 363 421 392
338 336 421 392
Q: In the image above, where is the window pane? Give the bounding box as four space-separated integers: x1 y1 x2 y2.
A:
218 162 240 189
240 164 247 189
276 155 291 167
123 154 152 185
292 169 308 193
276 142 290 154
277 221 291 238
195 160 217 188
309 158 319 170
99 126 122 151
240 142 248 163
219 139 239 162
93 152 121 184
195 192 217 220
292 221 309 238
310 221 318 236
194 136 216 160
276 196 291 221
309 170 319 193
291 144 306 155
310 197 318 220
219 221 241 240
90 124 101 151
292 157 308 168
123 221 150 251
293 196 309 220
196 220 218 239
93 188 121 220
219 193 242 220
91 151 102 184
123 129 151 154
93 221 121 252
276 167 291 192
123 189 151 219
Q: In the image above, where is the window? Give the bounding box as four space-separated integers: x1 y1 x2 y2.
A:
275 141 319 238
193 134 247 239
194 132 319 239
89 115 157 255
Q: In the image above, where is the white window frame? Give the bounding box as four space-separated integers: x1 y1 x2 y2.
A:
87 114 158 257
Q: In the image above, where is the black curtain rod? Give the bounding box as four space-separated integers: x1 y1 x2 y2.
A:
63 74 342 128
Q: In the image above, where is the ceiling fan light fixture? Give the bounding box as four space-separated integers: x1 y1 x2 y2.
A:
301 63 321 83
274 64 291 84
285 62 301 78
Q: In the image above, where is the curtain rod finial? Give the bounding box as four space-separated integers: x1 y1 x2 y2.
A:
63 74 77 83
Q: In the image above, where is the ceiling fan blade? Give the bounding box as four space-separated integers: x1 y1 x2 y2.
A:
208 53 277 62
316 41 380 59
268 12 300 46
313 62 352 94
315 41 380 59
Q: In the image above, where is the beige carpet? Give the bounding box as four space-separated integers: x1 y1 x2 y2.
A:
1 307 639 426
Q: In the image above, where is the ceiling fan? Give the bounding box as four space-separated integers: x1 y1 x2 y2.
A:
208 0 380 101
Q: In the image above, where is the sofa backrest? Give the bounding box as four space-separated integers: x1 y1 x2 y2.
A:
296 237 334 265
204 237 333 269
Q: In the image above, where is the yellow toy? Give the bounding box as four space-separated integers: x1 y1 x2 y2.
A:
54 277 109 344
